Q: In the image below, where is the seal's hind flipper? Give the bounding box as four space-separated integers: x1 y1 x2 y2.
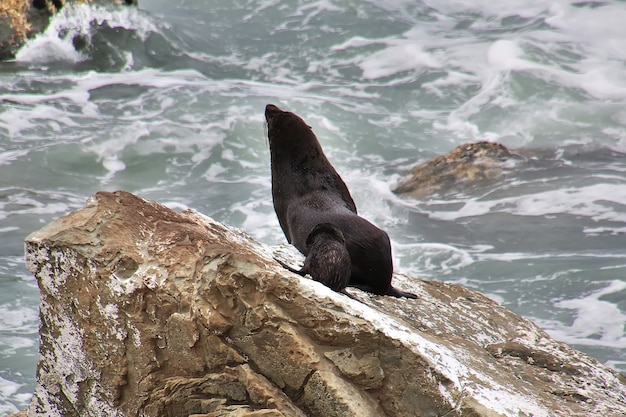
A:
348 283 418 299
385 286 418 299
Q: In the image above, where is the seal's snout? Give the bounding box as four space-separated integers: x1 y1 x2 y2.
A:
265 104 283 121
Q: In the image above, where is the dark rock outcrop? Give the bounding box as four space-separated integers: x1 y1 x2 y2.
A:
0 0 137 61
22 191 626 416
394 141 517 199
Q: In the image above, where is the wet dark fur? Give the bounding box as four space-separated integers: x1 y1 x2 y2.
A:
266 103 416 298
276 223 351 291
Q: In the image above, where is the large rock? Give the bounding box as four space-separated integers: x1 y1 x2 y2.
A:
23 190 626 416
394 141 517 199
0 0 137 61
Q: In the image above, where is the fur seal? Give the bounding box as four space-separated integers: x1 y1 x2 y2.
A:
276 223 351 292
265 103 416 298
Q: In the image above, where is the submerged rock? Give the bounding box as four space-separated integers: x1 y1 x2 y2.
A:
23 190 626 416
394 141 517 199
0 0 137 61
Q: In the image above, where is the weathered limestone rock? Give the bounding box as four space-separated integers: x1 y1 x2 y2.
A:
0 0 31 60
394 141 517 199
0 0 137 60
24 190 626 416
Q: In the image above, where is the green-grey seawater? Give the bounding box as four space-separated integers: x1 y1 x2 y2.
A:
2 0 626 412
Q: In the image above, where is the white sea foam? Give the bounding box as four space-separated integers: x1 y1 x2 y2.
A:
359 42 441 80
345 169 405 227
16 4 160 64
426 183 626 222
584 226 626 236
0 371 32 413
535 280 626 349
238 201 279 242
294 0 344 25
475 251 626 263
395 242 475 276
0 108 37 139
0 336 36 356
486 39 525 70
0 191 72 218
421 0 553 19
545 2 626 61
0 375 21 399
0 87 92 111
0 305 38 333
350 0 626 145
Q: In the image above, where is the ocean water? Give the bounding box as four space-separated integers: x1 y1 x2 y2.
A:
2 0 626 412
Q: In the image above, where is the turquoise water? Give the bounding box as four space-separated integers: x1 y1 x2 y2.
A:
2 0 626 412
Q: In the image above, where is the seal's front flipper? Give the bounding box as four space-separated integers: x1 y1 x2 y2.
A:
275 258 307 276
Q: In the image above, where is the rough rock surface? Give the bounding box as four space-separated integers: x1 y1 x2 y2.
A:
394 141 517 199
23 190 626 417
0 0 137 60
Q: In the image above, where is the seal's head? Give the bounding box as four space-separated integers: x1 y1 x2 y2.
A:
264 104 283 131
265 104 314 150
